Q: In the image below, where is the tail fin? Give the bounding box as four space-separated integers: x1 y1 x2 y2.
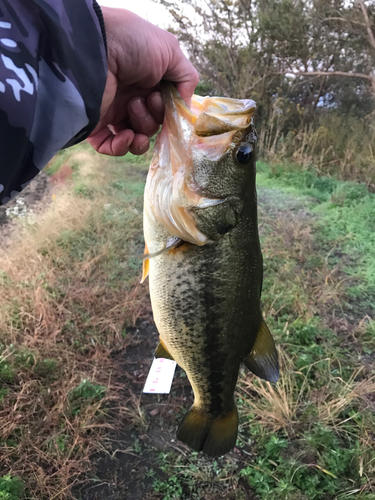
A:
177 405 238 457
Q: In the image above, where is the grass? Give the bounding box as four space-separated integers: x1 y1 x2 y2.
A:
0 143 374 499
233 162 375 499
0 144 150 499
257 160 375 297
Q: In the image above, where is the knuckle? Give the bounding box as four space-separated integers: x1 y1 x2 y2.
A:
192 68 200 86
168 32 179 46
165 31 180 55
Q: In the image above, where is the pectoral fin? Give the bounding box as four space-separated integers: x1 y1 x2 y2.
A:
143 237 183 260
141 238 183 284
155 339 175 361
141 243 149 283
244 320 279 383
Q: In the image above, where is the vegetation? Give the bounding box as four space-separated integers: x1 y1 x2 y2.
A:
164 0 375 186
0 142 374 499
0 475 24 500
0 144 151 498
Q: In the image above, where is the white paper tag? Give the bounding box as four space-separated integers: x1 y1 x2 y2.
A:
143 357 177 394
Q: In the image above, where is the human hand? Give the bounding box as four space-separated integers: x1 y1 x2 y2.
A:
87 7 199 157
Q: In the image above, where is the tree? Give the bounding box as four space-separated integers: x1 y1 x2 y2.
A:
160 0 375 182
161 0 375 107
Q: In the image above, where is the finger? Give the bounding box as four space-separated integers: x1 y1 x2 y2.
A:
128 97 160 137
129 133 150 155
87 127 135 156
111 119 132 135
163 42 200 107
175 76 199 108
147 91 164 124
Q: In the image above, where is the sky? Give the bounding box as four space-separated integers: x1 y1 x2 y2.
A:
97 0 171 28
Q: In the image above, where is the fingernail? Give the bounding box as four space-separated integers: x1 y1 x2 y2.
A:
149 93 163 113
129 98 147 117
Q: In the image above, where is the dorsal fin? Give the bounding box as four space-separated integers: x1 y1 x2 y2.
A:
244 320 279 383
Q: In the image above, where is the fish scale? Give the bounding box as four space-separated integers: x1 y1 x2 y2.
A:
142 82 279 457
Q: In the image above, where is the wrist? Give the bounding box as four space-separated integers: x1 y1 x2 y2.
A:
100 6 135 76
92 1 108 57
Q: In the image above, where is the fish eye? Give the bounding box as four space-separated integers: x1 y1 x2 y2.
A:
235 144 253 165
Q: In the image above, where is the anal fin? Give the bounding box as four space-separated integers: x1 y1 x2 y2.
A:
244 320 279 383
155 339 175 361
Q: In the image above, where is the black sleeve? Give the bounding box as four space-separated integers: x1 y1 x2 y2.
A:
0 0 107 205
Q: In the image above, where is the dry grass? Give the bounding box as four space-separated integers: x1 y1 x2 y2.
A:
238 351 297 432
246 202 375 437
0 146 149 498
239 351 375 434
259 206 352 327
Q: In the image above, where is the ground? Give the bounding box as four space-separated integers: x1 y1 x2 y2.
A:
0 145 374 500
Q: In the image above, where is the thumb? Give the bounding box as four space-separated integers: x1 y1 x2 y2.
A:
163 45 199 107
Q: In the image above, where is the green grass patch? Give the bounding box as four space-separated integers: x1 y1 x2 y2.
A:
0 475 25 500
240 428 363 500
68 378 107 416
257 160 375 298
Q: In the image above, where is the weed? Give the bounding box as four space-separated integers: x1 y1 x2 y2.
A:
118 395 148 432
0 388 9 402
240 427 362 500
0 361 14 383
153 475 185 500
33 358 58 378
44 433 71 457
0 475 24 500
68 379 107 415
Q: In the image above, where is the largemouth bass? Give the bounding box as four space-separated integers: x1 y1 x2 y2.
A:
142 82 279 457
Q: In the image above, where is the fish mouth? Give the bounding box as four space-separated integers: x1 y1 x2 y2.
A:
191 93 256 137
161 81 256 138
144 83 256 246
